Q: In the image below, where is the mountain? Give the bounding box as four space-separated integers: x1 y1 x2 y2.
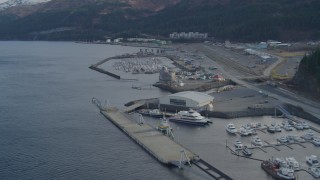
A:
0 0 50 11
0 0 319 41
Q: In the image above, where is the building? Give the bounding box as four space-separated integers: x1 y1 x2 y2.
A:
169 32 208 39
159 91 214 110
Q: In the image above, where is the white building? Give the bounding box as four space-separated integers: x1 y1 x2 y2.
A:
169 32 208 39
159 91 214 109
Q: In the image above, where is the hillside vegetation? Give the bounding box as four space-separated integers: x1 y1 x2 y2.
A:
0 0 319 41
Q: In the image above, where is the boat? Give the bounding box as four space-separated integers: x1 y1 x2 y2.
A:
313 137 320 146
275 125 282 132
294 122 304 130
277 137 288 143
251 136 263 146
168 109 211 126
306 155 319 166
234 140 243 149
301 130 314 140
242 147 253 156
261 159 295 180
267 125 276 133
239 128 249 136
137 109 164 118
286 157 300 171
309 166 320 178
226 123 237 134
282 123 293 131
302 121 310 129
157 118 171 131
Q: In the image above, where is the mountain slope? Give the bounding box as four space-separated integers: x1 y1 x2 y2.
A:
0 0 319 41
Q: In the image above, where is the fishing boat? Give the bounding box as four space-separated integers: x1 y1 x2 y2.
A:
226 123 237 134
306 155 319 166
261 159 295 180
168 109 211 126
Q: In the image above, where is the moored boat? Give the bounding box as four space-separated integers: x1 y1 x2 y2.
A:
251 136 263 146
242 147 253 156
309 166 320 178
306 155 319 166
286 157 300 171
234 140 243 149
226 123 237 134
261 159 295 180
168 109 210 126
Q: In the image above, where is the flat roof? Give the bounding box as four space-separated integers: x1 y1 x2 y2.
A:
168 91 214 103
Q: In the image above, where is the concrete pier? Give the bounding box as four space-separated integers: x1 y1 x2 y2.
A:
100 108 197 166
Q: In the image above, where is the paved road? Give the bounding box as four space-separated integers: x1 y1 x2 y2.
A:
193 44 320 119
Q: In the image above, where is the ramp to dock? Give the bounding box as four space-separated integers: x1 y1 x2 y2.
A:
100 109 197 165
192 159 233 180
124 101 145 113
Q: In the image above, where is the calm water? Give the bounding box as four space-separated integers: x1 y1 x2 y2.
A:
1 41 319 180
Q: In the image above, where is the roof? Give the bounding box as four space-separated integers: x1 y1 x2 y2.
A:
168 91 214 103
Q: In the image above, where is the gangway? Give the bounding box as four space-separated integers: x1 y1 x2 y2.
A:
192 159 233 180
276 105 294 120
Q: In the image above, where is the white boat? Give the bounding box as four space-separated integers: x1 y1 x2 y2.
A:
283 123 293 131
168 109 210 126
267 125 276 133
313 137 320 146
277 168 295 180
302 121 310 129
301 130 314 140
309 166 320 178
294 122 304 130
277 137 288 143
275 125 282 132
306 155 319 166
239 128 249 136
226 123 237 134
234 140 243 149
286 157 300 171
275 158 289 168
251 136 263 146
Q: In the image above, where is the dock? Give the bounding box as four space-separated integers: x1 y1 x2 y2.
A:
100 108 197 166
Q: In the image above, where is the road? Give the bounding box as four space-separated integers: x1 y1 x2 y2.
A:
193 44 320 119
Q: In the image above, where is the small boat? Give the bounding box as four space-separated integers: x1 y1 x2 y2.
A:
261 160 295 180
138 109 164 118
301 130 314 140
306 155 319 166
226 123 237 134
302 121 310 129
313 137 320 146
242 147 252 156
282 123 293 131
157 118 171 132
277 137 288 143
234 140 243 149
294 122 304 130
251 136 263 146
267 125 276 133
275 125 282 132
239 128 249 136
309 166 320 178
286 157 300 171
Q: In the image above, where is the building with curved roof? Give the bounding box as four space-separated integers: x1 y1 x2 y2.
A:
159 91 214 110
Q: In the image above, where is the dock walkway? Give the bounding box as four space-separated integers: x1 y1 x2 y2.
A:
100 108 197 165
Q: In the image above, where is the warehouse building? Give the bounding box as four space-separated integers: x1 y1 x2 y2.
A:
159 91 214 111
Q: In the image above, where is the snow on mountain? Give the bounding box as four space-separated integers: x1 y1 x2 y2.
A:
0 0 50 11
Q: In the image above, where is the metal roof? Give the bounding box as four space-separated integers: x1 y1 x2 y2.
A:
168 91 214 104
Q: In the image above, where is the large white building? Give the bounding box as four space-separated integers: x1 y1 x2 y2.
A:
159 91 214 110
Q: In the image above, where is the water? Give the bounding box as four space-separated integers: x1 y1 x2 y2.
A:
1 41 319 180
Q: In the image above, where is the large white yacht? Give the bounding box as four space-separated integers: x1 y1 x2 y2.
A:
168 109 211 126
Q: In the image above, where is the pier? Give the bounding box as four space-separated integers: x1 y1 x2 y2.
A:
92 98 233 179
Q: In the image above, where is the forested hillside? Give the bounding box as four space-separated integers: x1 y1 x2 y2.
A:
0 0 319 41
